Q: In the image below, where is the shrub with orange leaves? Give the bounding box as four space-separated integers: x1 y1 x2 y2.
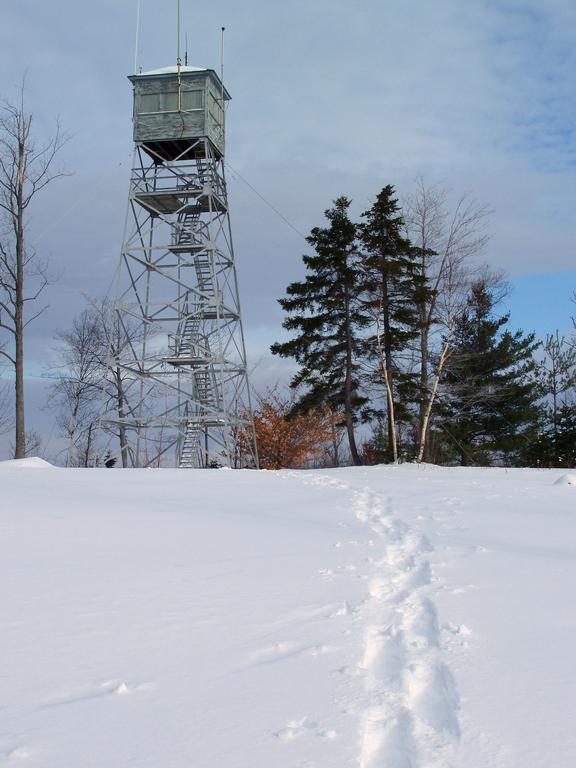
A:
243 389 341 470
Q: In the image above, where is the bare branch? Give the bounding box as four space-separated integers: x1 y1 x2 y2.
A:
23 304 49 328
0 347 16 365
23 276 48 303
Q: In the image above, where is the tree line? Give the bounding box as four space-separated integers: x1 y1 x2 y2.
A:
267 185 576 469
0 88 574 468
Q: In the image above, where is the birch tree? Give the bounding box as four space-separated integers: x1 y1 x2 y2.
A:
403 179 490 461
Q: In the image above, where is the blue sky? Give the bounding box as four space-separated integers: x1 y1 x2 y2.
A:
507 272 574 337
0 0 574 457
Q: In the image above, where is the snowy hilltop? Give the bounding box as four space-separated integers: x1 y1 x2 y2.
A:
1 462 575 767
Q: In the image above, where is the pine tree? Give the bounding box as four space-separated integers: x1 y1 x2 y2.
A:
441 279 541 465
358 185 423 462
271 197 369 465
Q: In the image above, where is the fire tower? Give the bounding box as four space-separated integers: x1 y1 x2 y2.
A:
105 64 258 468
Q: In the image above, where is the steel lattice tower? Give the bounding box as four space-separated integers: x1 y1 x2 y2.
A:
104 65 258 468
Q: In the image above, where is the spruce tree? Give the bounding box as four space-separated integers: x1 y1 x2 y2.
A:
358 185 422 462
271 197 368 465
441 279 541 465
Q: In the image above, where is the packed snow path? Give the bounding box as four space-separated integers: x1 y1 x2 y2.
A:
293 473 459 767
1 462 575 767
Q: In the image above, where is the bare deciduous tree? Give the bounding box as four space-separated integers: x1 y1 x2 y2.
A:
24 429 42 458
48 297 139 468
88 297 136 468
48 309 103 467
403 178 490 461
0 80 68 458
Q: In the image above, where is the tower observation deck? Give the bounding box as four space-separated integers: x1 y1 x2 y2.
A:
103 64 258 468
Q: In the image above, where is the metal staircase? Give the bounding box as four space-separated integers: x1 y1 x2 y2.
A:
173 191 223 468
179 421 202 469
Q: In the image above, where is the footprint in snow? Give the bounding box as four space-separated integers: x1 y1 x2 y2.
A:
248 641 337 666
329 601 355 618
331 665 363 678
444 622 473 637
406 659 460 739
275 717 337 742
447 584 478 595
42 679 151 707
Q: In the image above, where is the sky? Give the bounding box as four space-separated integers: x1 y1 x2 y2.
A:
0 0 575 458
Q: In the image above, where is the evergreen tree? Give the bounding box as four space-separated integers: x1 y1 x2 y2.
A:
523 404 576 468
441 279 541 465
522 331 576 467
554 405 576 467
271 197 369 465
537 332 576 465
358 185 423 462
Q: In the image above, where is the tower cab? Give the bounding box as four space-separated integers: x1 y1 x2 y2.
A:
129 66 231 161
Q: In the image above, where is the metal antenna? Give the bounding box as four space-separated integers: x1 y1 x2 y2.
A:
220 27 225 105
185 32 188 66
177 0 181 65
176 0 182 110
133 0 141 74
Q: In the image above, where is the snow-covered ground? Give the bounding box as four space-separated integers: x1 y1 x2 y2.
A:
1 460 575 767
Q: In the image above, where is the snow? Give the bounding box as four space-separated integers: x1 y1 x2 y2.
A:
554 473 576 486
136 65 207 76
1 462 575 766
0 457 54 469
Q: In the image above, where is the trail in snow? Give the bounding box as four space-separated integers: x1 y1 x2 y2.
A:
299 473 460 768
